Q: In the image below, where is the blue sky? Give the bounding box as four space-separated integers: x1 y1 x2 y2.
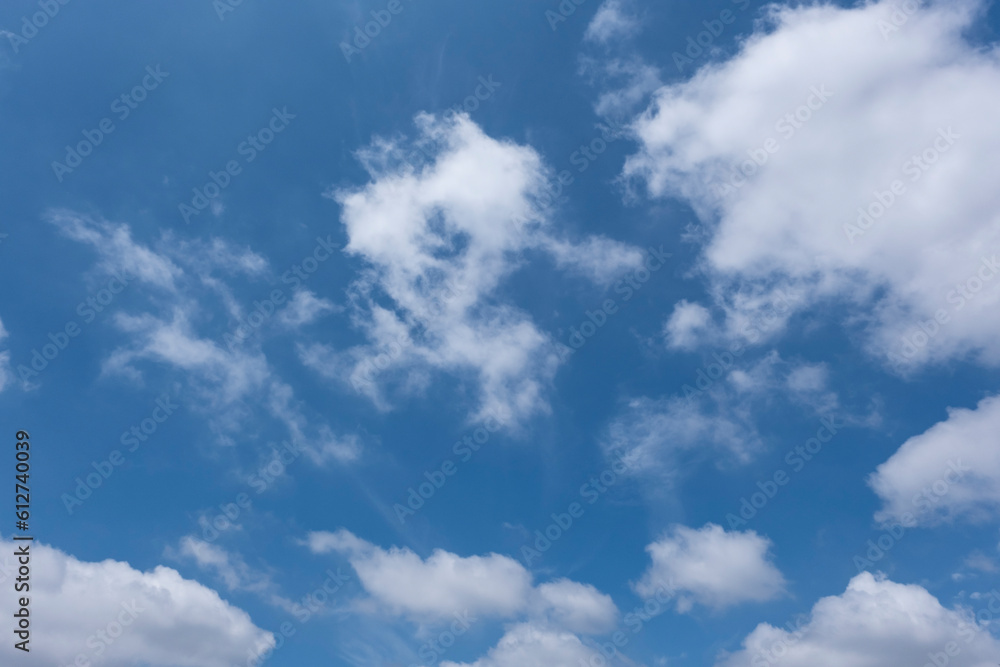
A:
3 0 1000 665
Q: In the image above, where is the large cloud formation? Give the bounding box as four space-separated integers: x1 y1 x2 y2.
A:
870 394 1000 525
302 112 642 425
625 0 1000 370
305 529 619 665
716 572 1000 667
0 537 273 667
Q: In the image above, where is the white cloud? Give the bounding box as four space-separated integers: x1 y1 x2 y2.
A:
715 572 1000 667
279 289 340 327
0 537 273 667
304 529 533 620
585 0 640 43
310 112 641 425
636 524 786 612
47 210 181 291
869 394 1000 525
531 579 618 635
304 530 618 640
51 210 360 463
664 299 712 350
170 536 272 594
605 352 838 477
440 623 600 667
622 0 1000 369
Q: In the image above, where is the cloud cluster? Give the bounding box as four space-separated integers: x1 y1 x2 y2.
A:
716 572 1000 667
0 537 273 667
47 210 359 464
305 529 618 664
304 112 642 425
623 0 1000 369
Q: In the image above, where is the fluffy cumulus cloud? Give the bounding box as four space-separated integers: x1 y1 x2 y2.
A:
47 210 359 463
440 623 600 667
305 529 533 620
0 537 273 667
715 572 1000 667
302 112 642 425
869 394 1000 525
623 0 1000 369
305 530 620 664
636 523 786 612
